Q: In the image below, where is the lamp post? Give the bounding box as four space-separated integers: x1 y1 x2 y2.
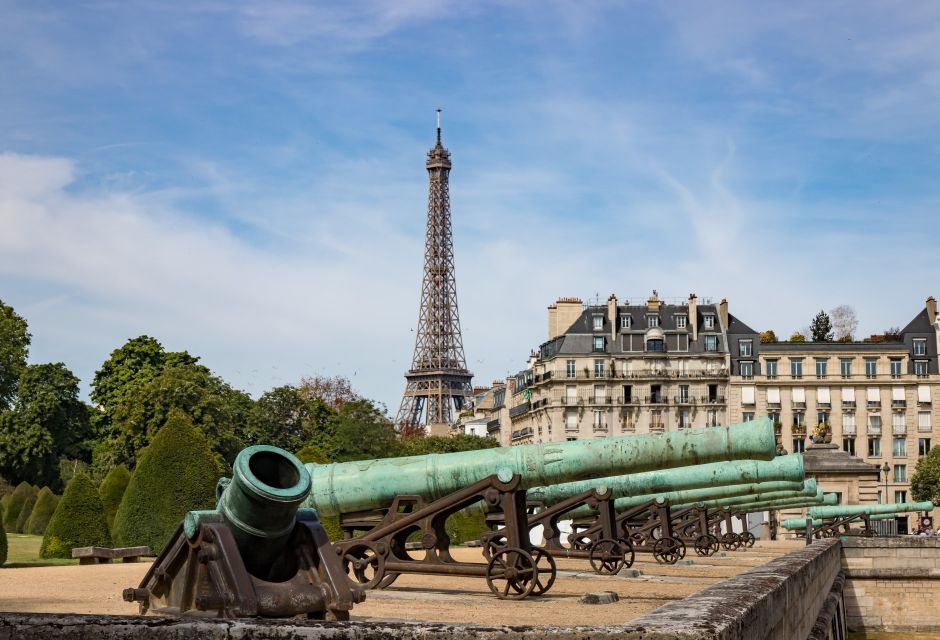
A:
881 461 891 504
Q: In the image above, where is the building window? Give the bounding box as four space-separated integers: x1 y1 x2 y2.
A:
815 358 828 379
622 385 633 403
793 438 805 453
865 358 877 379
593 410 606 427
818 412 829 425
768 411 780 425
914 338 927 356
706 409 719 427
919 438 931 456
915 361 929 377
739 340 752 357
868 414 882 434
678 409 691 429
868 437 881 457
893 436 907 457
890 359 902 379
919 411 932 432
840 358 852 378
892 412 905 434
676 315 687 329
621 315 632 329
791 359 803 379
843 438 856 456
592 314 604 330
766 359 778 379
678 384 690 402
566 360 576 378
740 362 754 379
594 359 605 377
843 413 856 434
895 490 907 503
703 315 715 330
565 409 578 430
704 335 718 352
593 385 607 403
593 336 605 352
651 410 664 429
647 315 659 328
793 412 805 427
743 411 754 421
647 338 665 352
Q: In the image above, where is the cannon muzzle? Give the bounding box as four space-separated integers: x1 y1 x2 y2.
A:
306 418 776 516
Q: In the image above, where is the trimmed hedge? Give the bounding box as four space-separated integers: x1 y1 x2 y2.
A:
26 487 59 535
0 526 6 567
40 473 111 558
112 410 220 552
3 482 35 533
15 493 37 533
99 465 131 531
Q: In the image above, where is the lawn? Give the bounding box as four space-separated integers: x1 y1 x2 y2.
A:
2 534 77 568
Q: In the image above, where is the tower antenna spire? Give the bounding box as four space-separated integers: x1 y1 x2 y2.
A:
436 108 442 145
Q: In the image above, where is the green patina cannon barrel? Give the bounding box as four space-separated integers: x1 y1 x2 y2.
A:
681 491 838 513
807 501 934 519
781 513 898 530
305 418 776 517
526 455 804 507
704 481 819 508
185 445 311 578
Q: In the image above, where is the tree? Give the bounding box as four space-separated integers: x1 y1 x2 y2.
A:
3 482 36 532
26 487 59 535
399 434 500 456
298 375 359 408
40 472 111 558
98 465 131 531
810 310 834 342
104 364 252 469
911 447 940 505
112 410 221 552
0 524 6 567
325 400 400 462
759 330 778 344
15 492 37 533
248 385 335 453
829 304 859 342
788 332 806 343
0 363 93 489
0 299 31 410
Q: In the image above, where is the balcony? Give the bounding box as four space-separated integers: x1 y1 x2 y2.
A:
792 425 807 436
644 396 669 405
511 427 533 441
867 401 881 409
817 401 831 409
591 395 613 404
919 423 932 434
649 422 665 433
792 401 807 409
842 424 857 435
868 424 882 435
673 395 694 405
509 402 531 418
617 396 638 404
842 400 856 407
699 395 727 404
892 423 907 435
892 400 906 408
593 423 609 433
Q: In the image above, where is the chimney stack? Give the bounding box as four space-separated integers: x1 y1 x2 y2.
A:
608 294 618 342
689 293 698 341
928 296 937 325
719 298 729 330
548 297 583 340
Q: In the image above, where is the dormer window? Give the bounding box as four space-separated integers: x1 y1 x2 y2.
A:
675 315 687 329
620 315 632 329
647 338 665 352
647 315 659 328
592 314 604 331
703 315 715 330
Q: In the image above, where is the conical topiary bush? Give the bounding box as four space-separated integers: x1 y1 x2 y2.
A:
15 492 37 533
40 473 111 559
0 526 6 567
3 482 35 533
112 410 220 553
99 465 131 532
26 487 59 535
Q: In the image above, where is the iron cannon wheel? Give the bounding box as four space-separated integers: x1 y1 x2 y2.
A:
569 534 594 552
485 547 539 600
616 537 636 569
719 533 741 551
588 539 629 575
653 537 684 564
740 531 756 547
375 573 400 589
694 534 720 556
524 547 557 596
341 542 386 589
481 533 508 562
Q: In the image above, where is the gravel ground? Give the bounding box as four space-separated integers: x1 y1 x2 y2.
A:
0 542 799 627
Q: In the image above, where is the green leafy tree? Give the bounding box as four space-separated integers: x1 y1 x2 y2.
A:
3 482 36 532
325 400 399 462
0 299 31 410
15 492 38 533
788 332 806 343
106 365 252 468
759 330 777 344
0 364 93 489
810 310 834 342
400 434 499 456
911 447 940 505
40 472 111 558
295 445 330 465
26 487 59 535
248 385 335 452
98 465 131 531
112 410 221 552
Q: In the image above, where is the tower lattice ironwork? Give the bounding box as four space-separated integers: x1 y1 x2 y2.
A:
396 112 473 434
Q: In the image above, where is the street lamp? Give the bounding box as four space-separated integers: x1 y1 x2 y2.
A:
881 461 891 504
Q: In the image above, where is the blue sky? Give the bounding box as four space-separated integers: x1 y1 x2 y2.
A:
1 1 939 413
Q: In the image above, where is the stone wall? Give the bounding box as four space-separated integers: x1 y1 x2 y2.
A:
841 536 940 632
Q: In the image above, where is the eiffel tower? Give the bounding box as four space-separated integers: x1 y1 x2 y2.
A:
395 111 473 436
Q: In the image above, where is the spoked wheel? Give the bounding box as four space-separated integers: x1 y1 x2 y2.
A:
653 537 684 564
481 533 508 562
719 533 741 551
376 572 400 589
527 547 557 596
341 541 386 589
740 531 756 548
616 538 636 569
485 547 539 600
569 534 594 552
589 539 630 575
694 534 720 557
